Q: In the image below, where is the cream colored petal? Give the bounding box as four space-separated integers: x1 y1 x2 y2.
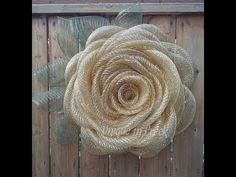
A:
130 107 177 157
86 25 124 47
162 42 194 88
175 85 196 135
134 24 167 42
64 52 81 84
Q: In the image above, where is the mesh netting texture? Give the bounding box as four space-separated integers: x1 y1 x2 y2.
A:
63 24 196 157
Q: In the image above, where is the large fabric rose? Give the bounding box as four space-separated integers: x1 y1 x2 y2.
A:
63 24 196 157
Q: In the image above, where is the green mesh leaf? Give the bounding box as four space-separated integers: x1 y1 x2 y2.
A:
56 17 80 59
33 58 68 87
54 114 79 144
111 3 143 28
32 86 66 112
71 16 110 49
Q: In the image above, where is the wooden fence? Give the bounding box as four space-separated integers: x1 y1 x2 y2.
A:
32 3 204 177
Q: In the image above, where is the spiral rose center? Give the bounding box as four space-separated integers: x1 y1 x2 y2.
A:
118 84 138 103
117 83 139 106
123 89 134 100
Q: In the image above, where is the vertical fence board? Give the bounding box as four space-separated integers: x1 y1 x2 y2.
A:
78 28 109 177
144 15 176 41
48 16 79 177
32 16 50 177
173 15 204 177
110 153 139 177
139 15 176 177
80 148 109 177
78 14 108 177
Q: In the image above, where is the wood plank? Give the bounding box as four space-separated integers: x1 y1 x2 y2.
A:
162 0 203 2
47 15 109 177
173 15 204 177
32 16 50 177
110 153 139 177
32 3 204 14
80 147 109 177
139 15 176 177
32 0 159 4
143 15 176 41
78 40 109 177
74 15 110 177
32 0 203 4
48 16 79 177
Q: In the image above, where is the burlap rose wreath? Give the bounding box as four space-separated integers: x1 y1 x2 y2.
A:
63 24 196 157
32 4 197 157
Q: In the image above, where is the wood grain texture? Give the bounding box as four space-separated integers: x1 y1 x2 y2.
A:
76 17 109 177
80 146 109 177
32 3 204 14
110 153 139 177
162 0 203 2
144 15 176 41
47 15 109 177
139 15 176 177
32 0 202 4
32 0 144 4
48 16 79 177
173 15 204 177
32 16 50 177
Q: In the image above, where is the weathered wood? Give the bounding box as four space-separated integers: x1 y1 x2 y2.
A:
110 153 139 177
80 147 109 177
32 0 204 4
173 15 204 177
48 16 79 177
32 3 204 14
78 56 109 177
32 0 160 4
139 15 176 177
144 15 176 41
47 15 109 177
140 148 172 177
75 17 110 177
162 0 203 2
32 16 50 177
